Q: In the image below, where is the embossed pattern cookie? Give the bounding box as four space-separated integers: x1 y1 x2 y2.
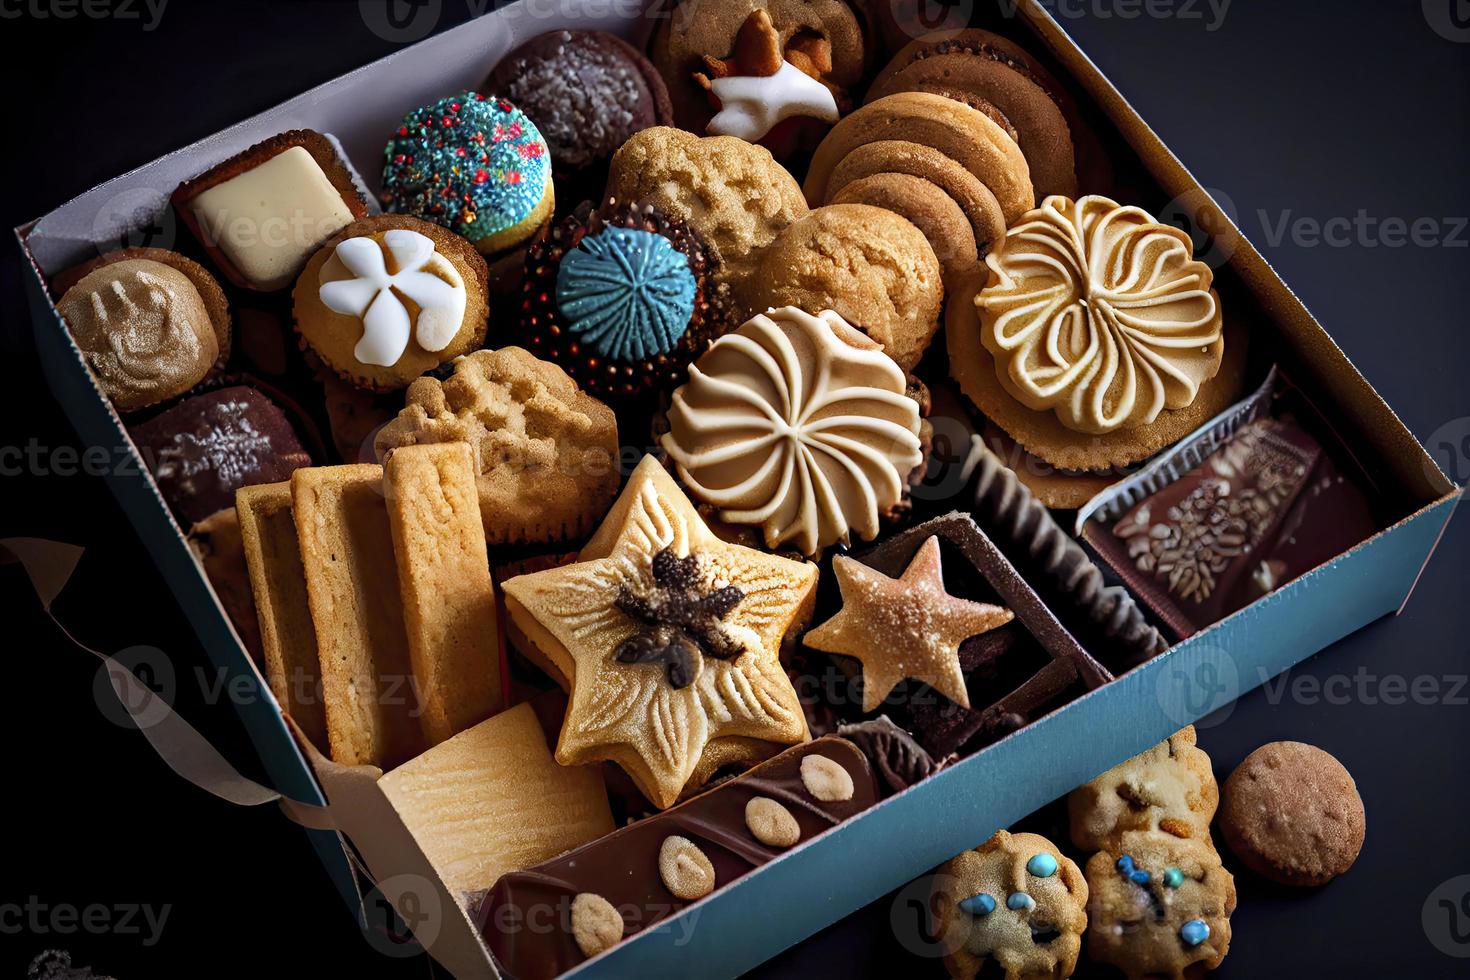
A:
661 306 925 556
500 456 817 808
932 830 1089 980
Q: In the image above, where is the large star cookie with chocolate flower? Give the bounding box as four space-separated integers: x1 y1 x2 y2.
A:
502 456 816 808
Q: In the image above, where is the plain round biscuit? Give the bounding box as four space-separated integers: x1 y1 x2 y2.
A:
804 92 1034 225
825 140 1007 260
293 214 489 392
829 172 980 288
741 204 943 371
868 47 1078 198
946 281 1250 472
1219 741 1366 887
605 127 808 277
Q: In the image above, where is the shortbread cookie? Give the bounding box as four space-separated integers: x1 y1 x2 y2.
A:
58 258 223 412
236 482 327 751
740 204 943 371
382 93 554 261
383 443 503 746
661 307 925 556
292 465 422 769
830 172 981 288
932 829 1088 980
1219 741 1365 886
374 347 620 545
293 214 489 391
606 126 808 279
805 92 1035 226
378 702 613 907
868 30 1078 198
805 536 1014 712
1068 726 1218 854
173 130 368 291
1085 831 1235 980
518 200 727 399
500 456 817 808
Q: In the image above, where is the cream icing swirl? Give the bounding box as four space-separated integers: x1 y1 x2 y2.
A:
976 195 1224 435
661 306 923 557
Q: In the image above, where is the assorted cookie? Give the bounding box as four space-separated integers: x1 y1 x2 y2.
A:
52 16 1400 979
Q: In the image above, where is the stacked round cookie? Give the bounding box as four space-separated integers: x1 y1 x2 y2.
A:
1067 726 1236 979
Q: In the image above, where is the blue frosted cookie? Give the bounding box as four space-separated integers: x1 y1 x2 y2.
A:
382 92 554 258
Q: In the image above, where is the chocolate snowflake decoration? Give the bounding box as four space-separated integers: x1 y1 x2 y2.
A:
614 548 745 689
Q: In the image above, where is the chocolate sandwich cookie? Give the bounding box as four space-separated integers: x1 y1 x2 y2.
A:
477 737 877 979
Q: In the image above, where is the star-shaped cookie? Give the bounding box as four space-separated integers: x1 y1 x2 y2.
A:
502 456 817 809
805 536 1014 713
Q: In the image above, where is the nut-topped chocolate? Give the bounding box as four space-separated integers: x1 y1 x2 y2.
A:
477 737 876 979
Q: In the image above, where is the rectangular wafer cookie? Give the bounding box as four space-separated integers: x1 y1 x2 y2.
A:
292 464 422 768
234 482 326 751
384 443 504 746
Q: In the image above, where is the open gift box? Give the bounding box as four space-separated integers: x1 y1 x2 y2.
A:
14 1 1460 977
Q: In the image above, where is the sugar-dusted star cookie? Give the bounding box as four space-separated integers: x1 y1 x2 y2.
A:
501 455 817 808
803 535 1014 713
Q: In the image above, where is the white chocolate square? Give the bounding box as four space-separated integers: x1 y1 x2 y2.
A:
190 145 354 290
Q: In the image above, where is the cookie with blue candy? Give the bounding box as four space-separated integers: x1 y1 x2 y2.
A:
932 829 1088 980
1083 830 1235 980
517 198 728 399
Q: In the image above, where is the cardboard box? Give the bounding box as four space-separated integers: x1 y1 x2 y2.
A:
15 1 1460 976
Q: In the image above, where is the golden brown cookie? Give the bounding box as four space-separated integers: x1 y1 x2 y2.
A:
868 30 1078 199
374 347 620 546
830 171 981 287
57 257 224 412
1085 831 1235 980
293 214 489 392
650 0 872 136
1068 726 1219 854
383 443 504 746
500 456 817 809
187 507 262 665
605 126 808 279
739 204 943 371
805 92 1035 226
947 278 1249 474
1219 741 1366 886
932 830 1088 980
827 140 1007 261
235 482 328 754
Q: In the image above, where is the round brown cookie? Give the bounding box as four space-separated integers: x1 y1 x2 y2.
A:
829 172 980 287
868 29 1078 198
805 92 1034 225
1085 831 1235 980
293 214 489 391
649 0 873 133
947 279 1249 473
484 30 671 178
1068 726 1218 854
374 346 620 545
739 204 942 371
1219 741 1365 887
932 830 1088 980
828 140 1007 260
51 246 232 371
973 421 1123 511
606 126 808 280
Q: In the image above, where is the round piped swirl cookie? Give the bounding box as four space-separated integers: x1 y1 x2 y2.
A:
519 200 723 399
381 92 554 260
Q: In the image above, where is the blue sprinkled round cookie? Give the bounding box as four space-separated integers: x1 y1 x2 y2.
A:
382 92 553 256
520 201 727 399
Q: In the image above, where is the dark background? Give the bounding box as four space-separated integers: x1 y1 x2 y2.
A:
2 1 1467 977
